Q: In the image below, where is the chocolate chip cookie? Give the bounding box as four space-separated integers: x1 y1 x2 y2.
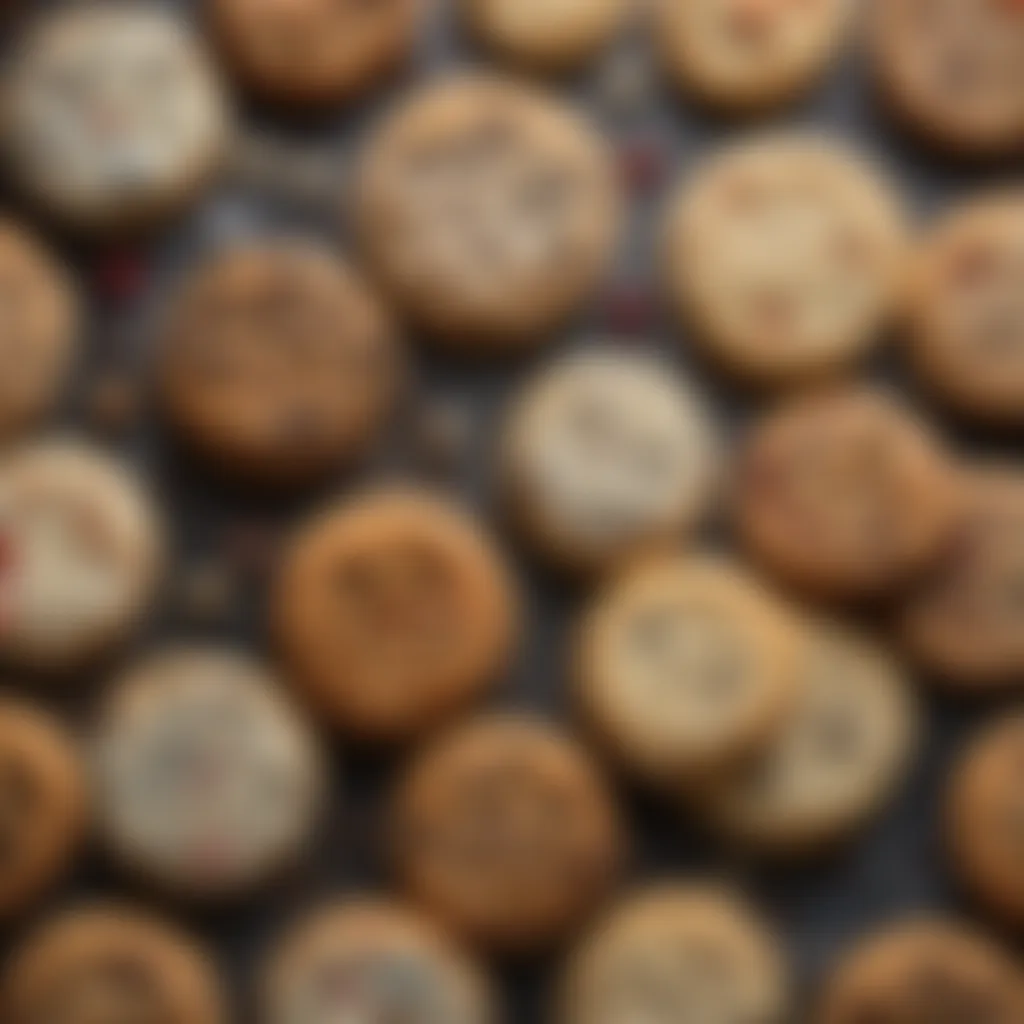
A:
353 76 621 350
391 715 623 950
160 242 398 485
501 349 720 575
736 388 959 599
274 490 518 742
576 555 799 782
664 135 908 385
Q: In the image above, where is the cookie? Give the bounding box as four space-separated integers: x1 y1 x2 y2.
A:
353 76 621 350
391 715 623 950
576 555 799 782
905 193 1024 425
160 242 398 485
211 0 419 105
870 0 1024 157
0 697 85 918
702 622 918 853
0 224 78 444
0 440 164 673
898 468 1024 689
500 349 720 575
0 906 225 1024
664 135 908 386
93 647 324 900
653 0 853 112
818 920 1024 1024
948 714 1024 928
4 4 228 232
262 900 494 1024
273 490 518 742
462 0 631 71
560 887 790 1024
736 388 958 599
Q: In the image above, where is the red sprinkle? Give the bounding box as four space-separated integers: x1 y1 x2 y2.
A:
603 285 658 334
619 137 669 192
93 251 148 302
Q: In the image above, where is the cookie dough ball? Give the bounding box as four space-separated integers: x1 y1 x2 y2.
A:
1 906 225 1024
0 698 85 918
354 76 621 350
870 0 1024 157
391 715 623 950
0 440 164 673
906 193 1024 425
462 0 631 71
576 556 799 782
818 920 1024 1024
274 490 518 742
664 135 908 386
160 243 399 486
0 224 77 444
653 0 853 112
262 901 494 1024
560 887 790 1024
736 388 958 599
501 350 720 575
703 622 918 853
93 647 324 900
948 714 1024 928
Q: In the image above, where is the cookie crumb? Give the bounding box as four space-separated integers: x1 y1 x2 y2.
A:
177 564 235 623
86 375 141 436
225 522 281 577
413 400 473 476
93 250 148 303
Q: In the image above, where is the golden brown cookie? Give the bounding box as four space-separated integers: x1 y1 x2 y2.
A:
353 76 621 350
273 490 518 742
576 555 799 783
0 697 85 918
160 242 398 486
736 388 959 599
391 715 623 951
262 900 495 1024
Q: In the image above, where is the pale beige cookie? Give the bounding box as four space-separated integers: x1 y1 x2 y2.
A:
501 349 720 575
353 76 621 350
0 440 164 674
576 555 799 782
560 887 790 1024
664 135 908 386
653 0 853 112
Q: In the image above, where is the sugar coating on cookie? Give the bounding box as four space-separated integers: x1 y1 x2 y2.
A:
354 76 620 348
665 136 908 385
0 440 164 673
501 349 720 574
160 242 398 485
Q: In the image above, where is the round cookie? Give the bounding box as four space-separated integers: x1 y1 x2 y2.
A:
262 900 494 1024
736 388 958 599
905 193 1024 425
353 76 621 350
576 555 798 782
869 0 1024 157
160 242 398 485
0 697 85 918
211 0 419 105
501 349 720 575
702 622 918 853
664 135 908 386
0 440 164 674
93 647 324 900
948 715 1024 928
4 4 228 232
462 0 631 71
273 490 518 742
0 906 225 1024
560 887 790 1024
818 920 1024 1024
898 468 1024 689
653 0 853 112
0 224 77 444
391 715 623 950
